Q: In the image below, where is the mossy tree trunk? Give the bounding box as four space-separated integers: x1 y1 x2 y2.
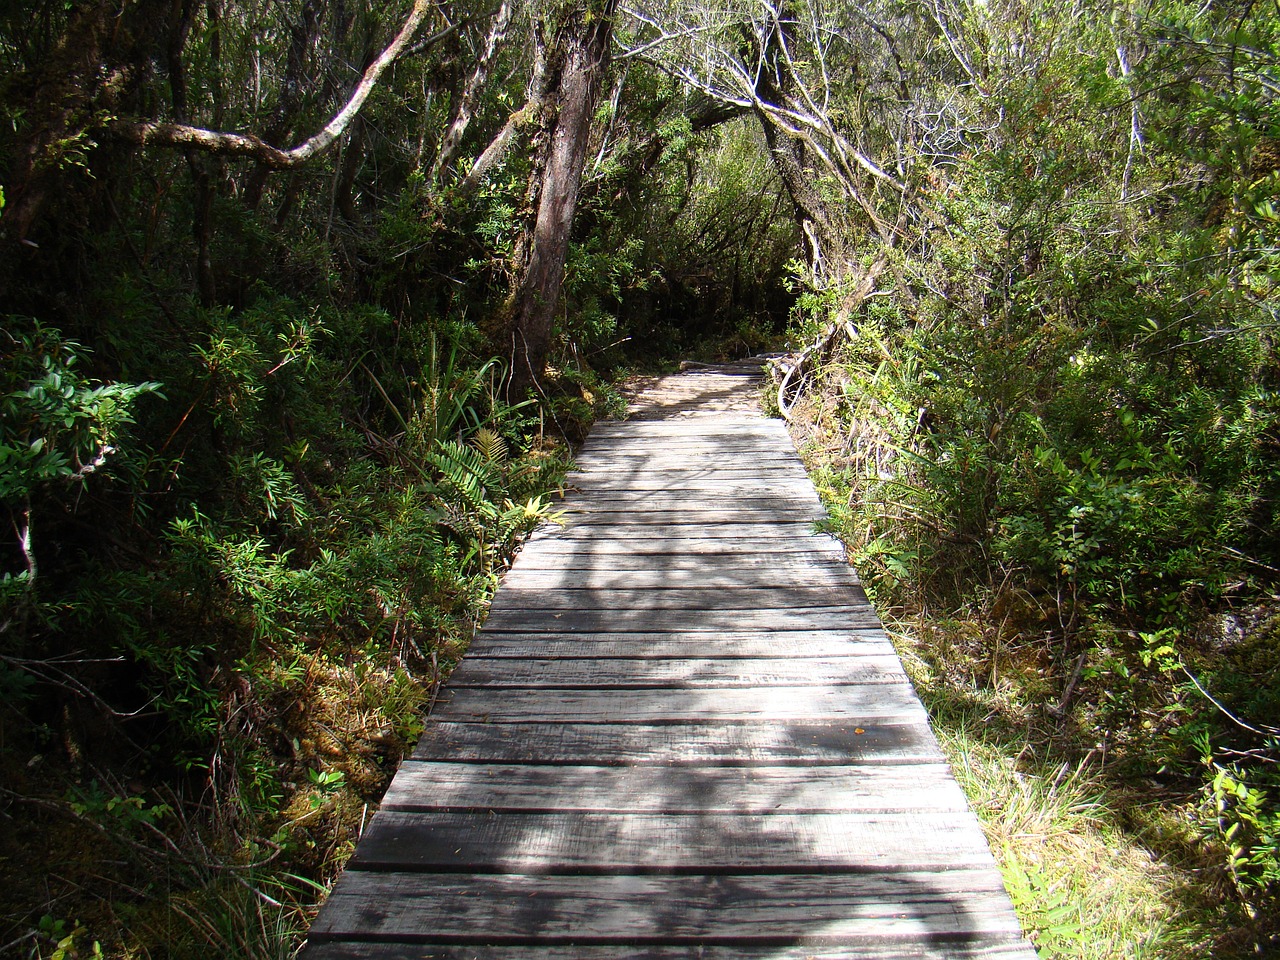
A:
504 0 618 399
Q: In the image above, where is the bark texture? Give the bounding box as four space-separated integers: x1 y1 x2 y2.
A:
506 0 619 399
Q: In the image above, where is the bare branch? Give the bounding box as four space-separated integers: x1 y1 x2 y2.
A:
432 0 517 181
112 0 433 167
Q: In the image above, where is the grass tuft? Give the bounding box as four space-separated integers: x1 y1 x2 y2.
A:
889 614 1218 959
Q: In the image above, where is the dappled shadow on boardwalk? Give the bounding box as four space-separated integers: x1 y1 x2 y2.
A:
302 363 1036 960
620 361 769 421
308 719 1031 955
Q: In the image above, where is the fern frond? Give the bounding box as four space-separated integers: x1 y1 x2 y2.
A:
427 439 500 509
471 427 509 467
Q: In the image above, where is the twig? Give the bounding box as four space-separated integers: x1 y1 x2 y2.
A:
1221 545 1280 575
1183 667 1280 738
1046 652 1087 721
0 932 37 956
0 653 159 721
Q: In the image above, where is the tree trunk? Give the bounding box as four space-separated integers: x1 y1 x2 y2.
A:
1 0 161 245
505 0 618 399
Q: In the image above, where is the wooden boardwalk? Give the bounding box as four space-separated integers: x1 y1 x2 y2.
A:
305 361 1037 959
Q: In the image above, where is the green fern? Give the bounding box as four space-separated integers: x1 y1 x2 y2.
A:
427 439 500 513
471 427 508 467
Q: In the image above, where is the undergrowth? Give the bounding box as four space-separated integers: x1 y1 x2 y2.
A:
790 348 1278 957
780 21 1280 952
0 313 578 958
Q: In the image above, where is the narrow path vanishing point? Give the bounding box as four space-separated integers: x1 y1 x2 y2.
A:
304 360 1038 959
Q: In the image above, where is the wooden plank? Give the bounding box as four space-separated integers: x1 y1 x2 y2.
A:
565 467 808 482
487 586 867 612
350 810 999 873
588 422 786 435
572 441 793 454
566 459 804 473
555 510 826 526
531 522 829 540
479 612 882 635
379 762 969 814
466 633 893 659
558 496 819 512
577 430 792 443
569 450 802 463
570 452 804 465
480 608 881 633
309 871 1025 946
514 537 845 556
554 484 822 498
565 481 817 494
578 439 792 451
447 656 908 689
586 428 786 440
499 567 860 591
431 684 929 723
555 502 814 516
410 720 944 765
503 552 852 572
550 496 829 512
554 507 826 523
308 942 1039 960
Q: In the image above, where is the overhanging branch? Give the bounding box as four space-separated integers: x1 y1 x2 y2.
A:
111 0 432 167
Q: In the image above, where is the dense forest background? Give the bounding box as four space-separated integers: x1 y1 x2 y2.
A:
1 0 1277 956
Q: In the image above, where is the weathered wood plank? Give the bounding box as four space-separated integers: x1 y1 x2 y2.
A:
499 566 860 591
554 508 827 524
530 522 830 541
565 459 801 470
431 684 929 723
565 469 810 484
308 942 1039 960
555 511 826 527
557 502 817 515
555 484 821 498
575 442 799 453
576 442 794 454
588 422 787 435
502 551 852 572
465 633 893 659
570 451 804 465
514 537 845 557
487 585 867 612
309 871 1024 945
549 493 826 509
558 496 819 512
447 655 907 688
379 762 969 814
350 810 998 873
480 608 881 633
410 720 943 765
575 435 785 446
563 481 818 495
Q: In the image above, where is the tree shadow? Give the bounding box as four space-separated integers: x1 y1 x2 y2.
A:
301 371 1036 959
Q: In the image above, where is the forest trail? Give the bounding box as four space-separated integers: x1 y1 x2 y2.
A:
303 360 1037 959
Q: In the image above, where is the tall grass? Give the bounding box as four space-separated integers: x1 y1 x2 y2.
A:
888 618 1212 959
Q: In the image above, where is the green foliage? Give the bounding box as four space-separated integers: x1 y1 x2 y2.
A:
3 0 1273 952
1001 856 1086 956
1207 764 1280 916
35 915 103 960
306 768 346 809
0 321 162 508
67 783 173 832
785 1 1280 950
